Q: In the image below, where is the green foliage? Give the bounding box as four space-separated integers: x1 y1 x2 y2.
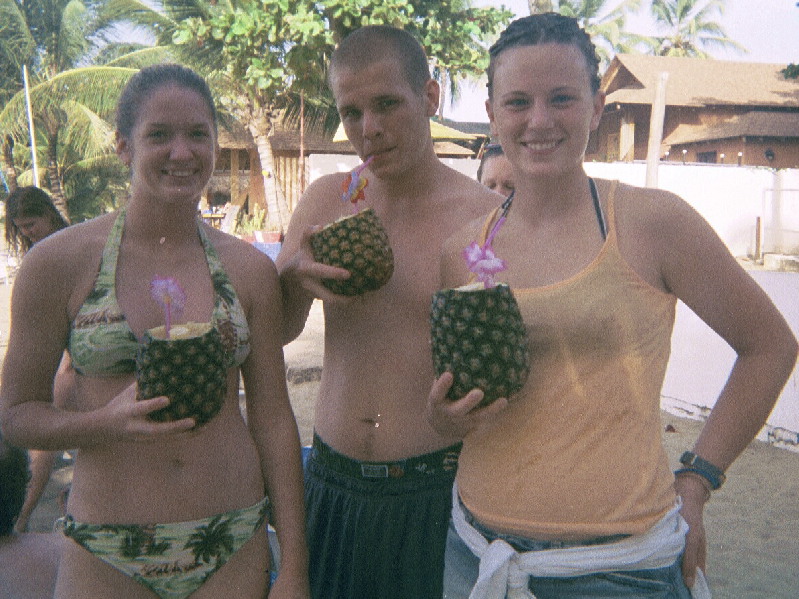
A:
234 203 267 236
0 0 148 220
174 0 513 110
782 64 799 80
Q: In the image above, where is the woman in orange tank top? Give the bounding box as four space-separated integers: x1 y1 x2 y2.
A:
428 13 797 599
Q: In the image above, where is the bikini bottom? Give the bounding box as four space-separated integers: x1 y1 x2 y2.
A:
57 496 268 599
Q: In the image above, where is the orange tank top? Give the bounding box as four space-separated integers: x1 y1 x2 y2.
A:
457 180 678 540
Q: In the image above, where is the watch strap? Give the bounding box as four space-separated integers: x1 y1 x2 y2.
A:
678 451 726 490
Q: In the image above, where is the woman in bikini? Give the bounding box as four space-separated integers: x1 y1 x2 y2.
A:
0 64 309 599
428 14 797 598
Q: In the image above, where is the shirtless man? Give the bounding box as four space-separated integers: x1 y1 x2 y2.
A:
277 25 502 599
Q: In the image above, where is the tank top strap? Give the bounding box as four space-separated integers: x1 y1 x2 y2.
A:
604 179 620 240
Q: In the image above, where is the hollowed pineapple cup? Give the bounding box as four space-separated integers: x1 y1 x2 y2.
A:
430 283 530 407
310 208 394 296
136 322 226 428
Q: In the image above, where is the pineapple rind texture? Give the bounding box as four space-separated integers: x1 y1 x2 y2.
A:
430 284 530 407
310 208 394 296
136 322 226 427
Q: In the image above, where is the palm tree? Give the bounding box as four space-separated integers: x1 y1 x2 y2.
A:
649 0 746 58
0 0 159 217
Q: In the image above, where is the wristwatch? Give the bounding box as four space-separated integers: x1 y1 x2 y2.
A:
678 451 726 490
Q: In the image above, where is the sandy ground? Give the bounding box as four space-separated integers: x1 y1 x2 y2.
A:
3 275 799 597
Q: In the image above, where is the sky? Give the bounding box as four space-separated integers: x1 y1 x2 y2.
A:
446 0 799 122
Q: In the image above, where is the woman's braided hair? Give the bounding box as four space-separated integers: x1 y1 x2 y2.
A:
487 13 601 99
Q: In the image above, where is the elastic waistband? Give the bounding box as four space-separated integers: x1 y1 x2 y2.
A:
311 433 460 480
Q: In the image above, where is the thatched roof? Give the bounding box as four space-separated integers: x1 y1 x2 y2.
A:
603 55 799 108
664 111 799 145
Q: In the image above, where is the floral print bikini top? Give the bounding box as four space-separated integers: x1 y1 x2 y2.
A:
68 210 251 377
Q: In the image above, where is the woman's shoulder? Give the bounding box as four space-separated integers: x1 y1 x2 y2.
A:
21 212 117 269
602 179 692 229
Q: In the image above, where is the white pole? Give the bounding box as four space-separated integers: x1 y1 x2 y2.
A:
22 65 39 187
645 72 669 189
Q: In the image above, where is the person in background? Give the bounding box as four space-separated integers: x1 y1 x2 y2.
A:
0 432 64 599
4 186 68 256
0 63 309 599
476 143 514 199
3 186 74 533
429 14 798 599
277 25 501 599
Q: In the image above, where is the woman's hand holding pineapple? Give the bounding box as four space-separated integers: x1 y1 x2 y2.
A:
96 382 195 444
426 372 508 440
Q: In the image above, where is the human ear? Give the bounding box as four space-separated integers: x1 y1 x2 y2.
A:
116 132 132 167
424 78 441 117
486 99 498 138
590 90 606 132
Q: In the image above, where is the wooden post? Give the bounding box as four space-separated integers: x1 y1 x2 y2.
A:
300 93 306 200
645 72 669 188
230 149 240 206
755 216 762 263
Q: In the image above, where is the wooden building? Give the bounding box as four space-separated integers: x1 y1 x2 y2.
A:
591 54 799 169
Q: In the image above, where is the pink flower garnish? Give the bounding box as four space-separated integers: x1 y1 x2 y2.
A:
463 241 507 288
150 277 186 339
341 156 375 210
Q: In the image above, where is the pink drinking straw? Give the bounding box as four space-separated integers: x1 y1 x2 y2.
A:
150 277 187 339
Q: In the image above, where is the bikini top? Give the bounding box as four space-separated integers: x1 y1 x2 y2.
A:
69 210 251 377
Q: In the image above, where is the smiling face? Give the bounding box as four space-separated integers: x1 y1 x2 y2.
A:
330 58 439 180
486 43 604 181
116 84 217 206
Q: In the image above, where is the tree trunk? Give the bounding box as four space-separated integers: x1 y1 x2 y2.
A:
2 135 18 193
246 112 291 233
45 128 70 223
438 70 448 119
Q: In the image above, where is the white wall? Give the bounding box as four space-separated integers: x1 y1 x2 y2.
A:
309 154 799 448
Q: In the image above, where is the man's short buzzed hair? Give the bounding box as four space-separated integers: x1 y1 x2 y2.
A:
329 25 431 93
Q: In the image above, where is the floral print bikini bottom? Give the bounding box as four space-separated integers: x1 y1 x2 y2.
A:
57 497 268 599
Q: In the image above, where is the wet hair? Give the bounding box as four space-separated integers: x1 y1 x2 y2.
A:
0 434 30 536
329 26 431 93
487 13 601 98
4 186 69 255
477 143 506 182
115 64 218 139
